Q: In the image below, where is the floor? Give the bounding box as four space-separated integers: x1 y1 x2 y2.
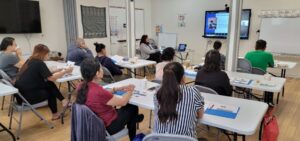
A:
0 76 299 141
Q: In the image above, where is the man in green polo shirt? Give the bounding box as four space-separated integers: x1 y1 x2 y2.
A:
245 39 275 104
245 39 274 71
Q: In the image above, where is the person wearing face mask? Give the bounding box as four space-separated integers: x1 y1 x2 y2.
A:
0 37 25 80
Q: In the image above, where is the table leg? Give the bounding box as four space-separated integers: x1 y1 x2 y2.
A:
259 120 263 141
242 135 246 141
281 69 286 97
0 123 16 141
234 133 238 141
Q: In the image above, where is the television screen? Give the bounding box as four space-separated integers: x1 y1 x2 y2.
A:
0 0 42 33
203 9 251 39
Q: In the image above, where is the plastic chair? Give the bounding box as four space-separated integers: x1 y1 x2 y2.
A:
194 85 218 95
143 133 198 141
0 69 13 110
102 66 116 83
237 58 252 73
71 104 128 141
0 79 54 139
252 67 266 75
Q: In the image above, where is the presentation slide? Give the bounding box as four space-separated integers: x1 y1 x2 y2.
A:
204 9 251 39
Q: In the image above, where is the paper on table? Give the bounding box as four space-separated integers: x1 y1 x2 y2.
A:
232 78 252 85
206 102 239 113
111 55 124 63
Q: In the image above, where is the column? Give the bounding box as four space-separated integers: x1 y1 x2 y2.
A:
226 0 243 71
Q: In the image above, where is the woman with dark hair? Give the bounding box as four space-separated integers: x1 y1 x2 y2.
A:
15 44 73 120
153 62 204 138
139 35 161 63
76 58 144 141
195 50 232 96
94 43 129 81
155 47 175 81
0 37 25 79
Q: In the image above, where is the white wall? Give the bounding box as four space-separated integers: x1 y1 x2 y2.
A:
151 0 300 77
108 0 152 57
0 0 67 56
76 0 111 56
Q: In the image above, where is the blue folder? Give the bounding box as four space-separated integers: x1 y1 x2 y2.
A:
113 90 127 96
205 107 240 119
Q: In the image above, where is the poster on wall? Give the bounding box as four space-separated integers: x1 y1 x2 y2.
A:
178 14 186 27
81 5 107 38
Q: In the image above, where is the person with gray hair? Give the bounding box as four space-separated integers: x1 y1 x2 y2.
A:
67 38 93 65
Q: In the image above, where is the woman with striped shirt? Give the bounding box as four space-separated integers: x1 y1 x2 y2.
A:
153 62 205 138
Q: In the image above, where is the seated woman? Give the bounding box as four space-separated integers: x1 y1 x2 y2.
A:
15 44 73 120
195 50 232 96
0 37 25 80
153 62 204 138
155 47 175 81
76 58 144 141
94 43 129 82
139 35 161 63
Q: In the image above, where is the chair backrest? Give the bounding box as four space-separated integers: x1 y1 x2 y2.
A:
237 58 252 73
194 85 218 95
252 67 266 75
102 66 115 83
0 69 13 82
151 79 162 84
71 104 106 141
143 133 197 141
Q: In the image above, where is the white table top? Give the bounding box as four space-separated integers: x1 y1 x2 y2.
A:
104 78 160 110
274 60 297 69
104 78 268 135
45 61 82 83
200 93 268 135
185 70 286 93
116 59 156 69
0 83 18 97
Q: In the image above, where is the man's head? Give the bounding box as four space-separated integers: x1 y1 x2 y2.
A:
213 40 222 51
255 39 267 51
76 38 86 49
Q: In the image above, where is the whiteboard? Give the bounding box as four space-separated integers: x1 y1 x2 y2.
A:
109 7 145 42
259 18 300 55
158 33 177 50
135 9 145 39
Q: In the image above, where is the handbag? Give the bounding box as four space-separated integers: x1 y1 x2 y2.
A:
262 107 279 141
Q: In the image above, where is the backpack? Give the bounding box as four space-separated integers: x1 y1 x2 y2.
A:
262 106 279 141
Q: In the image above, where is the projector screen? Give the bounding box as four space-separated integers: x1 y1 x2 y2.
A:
203 9 251 39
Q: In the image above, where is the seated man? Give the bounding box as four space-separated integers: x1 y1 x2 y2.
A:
245 39 275 104
67 38 93 65
94 43 129 82
245 39 274 71
213 40 226 70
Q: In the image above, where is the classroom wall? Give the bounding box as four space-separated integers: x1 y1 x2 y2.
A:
76 0 111 56
151 0 300 78
109 0 152 57
0 0 67 56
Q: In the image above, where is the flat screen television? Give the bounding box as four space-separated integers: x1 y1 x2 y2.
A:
203 9 251 39
0 0 42 34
